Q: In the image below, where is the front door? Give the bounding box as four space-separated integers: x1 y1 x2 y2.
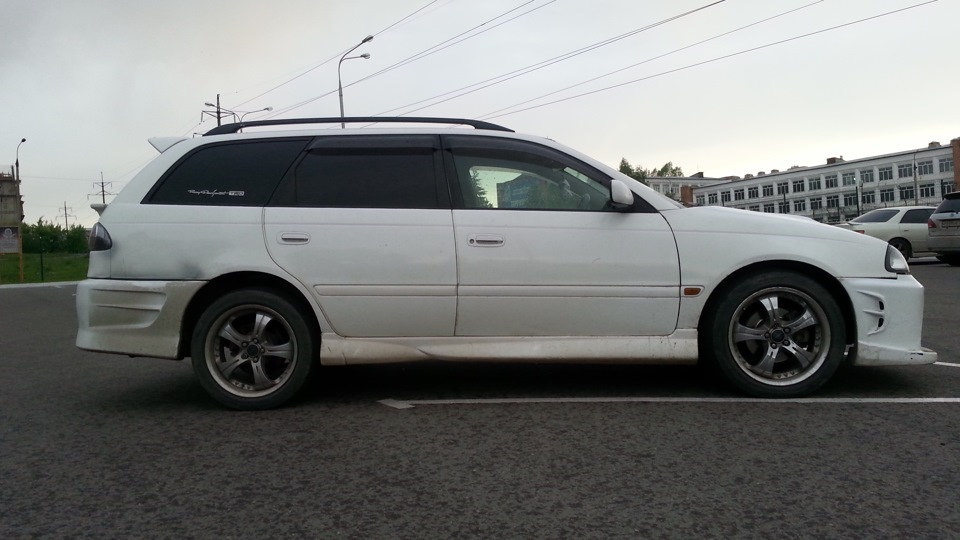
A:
443 135 680 337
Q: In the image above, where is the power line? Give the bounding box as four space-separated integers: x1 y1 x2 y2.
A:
232 0 447 112
372 0 725 119
263 0 557 119
479 0 824 120
483 0 940 121
354 0 554 87
375 0 448 35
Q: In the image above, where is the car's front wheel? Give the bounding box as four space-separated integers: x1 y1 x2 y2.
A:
191 289 314 410
703 271 847 398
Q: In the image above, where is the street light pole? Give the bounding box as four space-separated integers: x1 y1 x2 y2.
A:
14 138 26 282
15 138 26 182
338 35 374 128
239 107 273 122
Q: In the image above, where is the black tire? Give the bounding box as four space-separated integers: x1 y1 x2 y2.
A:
939 254 960 266
703 271 847 398
888 238 912 259
191 289 314 410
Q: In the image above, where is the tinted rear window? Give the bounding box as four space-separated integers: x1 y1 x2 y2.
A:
282 137 442 208
936 195 960 213
852 209 897 223
901 208 934 223
146 139 308 206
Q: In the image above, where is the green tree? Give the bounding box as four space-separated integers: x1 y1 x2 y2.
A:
650 161 684 177
469 169 493 208
618 158 685 182
21 219 88 254
618 158 648 184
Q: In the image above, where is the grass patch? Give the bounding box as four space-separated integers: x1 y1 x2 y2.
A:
0 252 89 284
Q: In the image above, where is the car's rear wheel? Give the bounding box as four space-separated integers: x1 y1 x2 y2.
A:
888 238 912 259
704 271 847 398
937 254 960 266
191 289 314 410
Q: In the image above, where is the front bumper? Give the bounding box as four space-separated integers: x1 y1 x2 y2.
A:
840 275 937 366
76 279 205 359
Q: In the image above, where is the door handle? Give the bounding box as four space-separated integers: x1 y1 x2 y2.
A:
278 232 310 245
467 234 504 247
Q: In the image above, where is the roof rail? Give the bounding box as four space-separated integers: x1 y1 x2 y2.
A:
204 117 513 136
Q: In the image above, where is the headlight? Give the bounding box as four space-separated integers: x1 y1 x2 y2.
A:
884 244 910 274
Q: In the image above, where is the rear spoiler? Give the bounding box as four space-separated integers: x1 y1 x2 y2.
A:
148 137 188 153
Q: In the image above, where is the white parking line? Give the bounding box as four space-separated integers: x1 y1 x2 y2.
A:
378 397 960 409
935 362 960 368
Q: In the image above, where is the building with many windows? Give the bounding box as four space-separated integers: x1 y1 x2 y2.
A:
690 138 959 222
645 173 726 202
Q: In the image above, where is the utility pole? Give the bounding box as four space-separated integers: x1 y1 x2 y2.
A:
89 172 114 204
913 151 920 206
856 181 861 216
202 94 234 126
59 201 74 229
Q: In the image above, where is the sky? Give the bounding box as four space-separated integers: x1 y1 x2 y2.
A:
2 0 958 228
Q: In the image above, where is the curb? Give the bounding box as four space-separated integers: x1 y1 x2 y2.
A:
0 281 79 290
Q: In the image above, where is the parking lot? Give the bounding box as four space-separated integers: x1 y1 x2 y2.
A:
1 262 958 538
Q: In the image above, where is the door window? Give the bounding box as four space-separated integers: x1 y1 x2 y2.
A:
900 208 933 224
446 138 612 211
277 135 445 209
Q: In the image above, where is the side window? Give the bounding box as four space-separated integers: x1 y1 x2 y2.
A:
146 139 308 205
447 138 611 211
286 137 441 209
900 208 933 224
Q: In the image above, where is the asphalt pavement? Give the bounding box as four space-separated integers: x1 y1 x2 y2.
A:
1 263 958 538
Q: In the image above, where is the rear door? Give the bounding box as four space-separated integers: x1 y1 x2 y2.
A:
264 135 457 337
443 135 680 337
899 208 934 252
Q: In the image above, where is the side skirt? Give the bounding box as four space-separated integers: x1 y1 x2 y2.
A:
318 330 700 366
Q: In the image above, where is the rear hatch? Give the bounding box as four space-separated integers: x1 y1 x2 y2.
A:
929 193 960 237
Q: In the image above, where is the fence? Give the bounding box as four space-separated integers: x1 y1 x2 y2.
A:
0 253 89 284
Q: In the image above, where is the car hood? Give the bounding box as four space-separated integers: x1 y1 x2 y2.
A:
663 206 862 239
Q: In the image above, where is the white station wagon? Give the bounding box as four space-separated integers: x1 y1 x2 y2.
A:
77 117 936 409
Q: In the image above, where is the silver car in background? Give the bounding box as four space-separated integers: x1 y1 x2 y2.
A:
928 192 960 266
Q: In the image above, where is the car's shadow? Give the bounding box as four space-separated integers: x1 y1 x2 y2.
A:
299 361 929 406
86 359 935 412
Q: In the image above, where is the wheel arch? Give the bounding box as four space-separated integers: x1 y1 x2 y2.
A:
177 271 321 359
698 260 857 354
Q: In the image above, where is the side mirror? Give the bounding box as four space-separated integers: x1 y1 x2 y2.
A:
610 179 634 209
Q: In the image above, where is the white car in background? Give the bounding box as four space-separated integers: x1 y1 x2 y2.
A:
836 206 936 259
75 117 937 409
